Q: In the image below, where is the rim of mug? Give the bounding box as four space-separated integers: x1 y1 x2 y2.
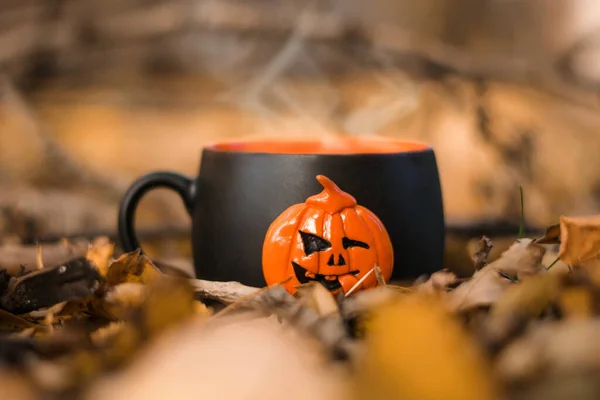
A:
203 135 432 155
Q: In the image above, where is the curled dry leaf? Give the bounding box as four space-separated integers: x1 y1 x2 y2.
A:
354 293 498 400
558 215 600 269
535 224 561 244
106 250 162 286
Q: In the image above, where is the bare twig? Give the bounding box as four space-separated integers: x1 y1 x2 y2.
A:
345 267 376 297
189 278 261 305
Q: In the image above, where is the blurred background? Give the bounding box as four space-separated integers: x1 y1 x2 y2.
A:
2 0 600 275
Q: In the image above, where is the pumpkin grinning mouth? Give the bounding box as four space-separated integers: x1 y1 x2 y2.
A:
291 261 359 292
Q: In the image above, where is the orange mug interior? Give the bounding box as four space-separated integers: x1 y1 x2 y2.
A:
206 137 430 155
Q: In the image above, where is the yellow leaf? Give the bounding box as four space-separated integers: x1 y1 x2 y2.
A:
140 277 196 335
86 237 115 277
355 293 498 400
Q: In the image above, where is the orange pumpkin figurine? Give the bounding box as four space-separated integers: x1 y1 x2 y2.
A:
262 175 394 295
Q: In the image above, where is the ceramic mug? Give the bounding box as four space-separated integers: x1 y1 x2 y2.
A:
117 137 445 288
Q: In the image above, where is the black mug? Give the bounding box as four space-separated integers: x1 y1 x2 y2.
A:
117 137 445 287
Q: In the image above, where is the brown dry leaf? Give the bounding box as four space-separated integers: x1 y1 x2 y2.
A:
295 282 340 317
492 239 547 279
86 237 115 277
355 293 498 400
559 287 594 319
448 239 546 312
106 249 162 286
558 215 600 269
447 267 514 312
535 223 561 244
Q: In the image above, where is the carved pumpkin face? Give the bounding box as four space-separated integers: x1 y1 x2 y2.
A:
262 175 394 295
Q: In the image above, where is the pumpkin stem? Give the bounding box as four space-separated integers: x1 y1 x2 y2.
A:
306 175 357 214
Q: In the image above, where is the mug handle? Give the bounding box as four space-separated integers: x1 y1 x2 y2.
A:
118 171 195 253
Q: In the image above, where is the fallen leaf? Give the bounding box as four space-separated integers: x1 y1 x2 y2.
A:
448 239 546 312
558 215 600 269
354 293 498 400
86 237 114 277
483 273 562 350
138 277 196 336
494 239 547 279
106 250 162 286
447 268 514 312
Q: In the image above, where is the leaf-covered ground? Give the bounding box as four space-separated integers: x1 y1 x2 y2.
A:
1 215 600 399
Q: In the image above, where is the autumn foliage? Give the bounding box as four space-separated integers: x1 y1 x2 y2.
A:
0 215 599 399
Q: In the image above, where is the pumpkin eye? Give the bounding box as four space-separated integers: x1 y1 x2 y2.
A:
342 237 370 250
299 231 331 256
